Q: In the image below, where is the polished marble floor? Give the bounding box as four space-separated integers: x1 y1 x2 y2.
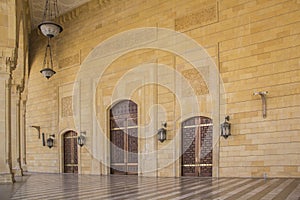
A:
0 173 299 200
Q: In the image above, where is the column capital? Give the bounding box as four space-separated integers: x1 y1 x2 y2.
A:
0 47 17 73
11 83 23 96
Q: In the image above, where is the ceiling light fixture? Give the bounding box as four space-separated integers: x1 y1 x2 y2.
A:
38 0 63 38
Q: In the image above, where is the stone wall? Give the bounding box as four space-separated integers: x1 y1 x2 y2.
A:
27 0 300 177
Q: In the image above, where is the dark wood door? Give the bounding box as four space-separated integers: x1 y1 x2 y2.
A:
63 131 78 173
181 116 213 177
110 100 138 175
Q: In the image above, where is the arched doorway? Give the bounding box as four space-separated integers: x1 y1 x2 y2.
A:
63 131 78 173
110 100 138 175
181 116 213 177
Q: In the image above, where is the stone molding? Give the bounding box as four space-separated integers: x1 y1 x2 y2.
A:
0 47 16 73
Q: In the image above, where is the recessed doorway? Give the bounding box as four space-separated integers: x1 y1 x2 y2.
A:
63 131 78 173
181 116 213 177
110 100 138 175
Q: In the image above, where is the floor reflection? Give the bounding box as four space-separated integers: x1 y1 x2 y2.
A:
0 173 298 200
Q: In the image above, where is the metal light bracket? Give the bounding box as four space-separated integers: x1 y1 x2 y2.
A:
253 91 268 118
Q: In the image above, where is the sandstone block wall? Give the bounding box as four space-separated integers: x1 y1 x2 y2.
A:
26 0 300 177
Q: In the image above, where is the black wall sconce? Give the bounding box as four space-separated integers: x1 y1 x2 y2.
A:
78 131 86 147
221 116 231 139
157 122 167 143
47 134 55 148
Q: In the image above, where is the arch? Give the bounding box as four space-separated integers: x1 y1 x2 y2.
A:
181 116 213 177
73 27 224 175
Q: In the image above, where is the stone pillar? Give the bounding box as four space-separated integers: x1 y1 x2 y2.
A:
11 84 23 176
20 98 27 172
140 76 158 177
0 56 15 183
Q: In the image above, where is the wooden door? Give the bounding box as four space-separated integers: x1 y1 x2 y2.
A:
63 131 78 173
110 100 138 175
181 116 213 177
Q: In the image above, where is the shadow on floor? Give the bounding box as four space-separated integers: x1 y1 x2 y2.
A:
0 174 30 200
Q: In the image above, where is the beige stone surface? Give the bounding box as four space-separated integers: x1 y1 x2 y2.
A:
20 0 300 178
0 0 31 182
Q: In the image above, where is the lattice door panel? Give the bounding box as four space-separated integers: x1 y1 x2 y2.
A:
127 128 138 163
181 116 213 177
182 127 196 176
110 100 138 175
110 130 125 164
200 125 213 177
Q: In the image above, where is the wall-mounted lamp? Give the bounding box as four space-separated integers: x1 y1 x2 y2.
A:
78 131 86 147
47 134 55 148
220 116 231 139
157 122 167 143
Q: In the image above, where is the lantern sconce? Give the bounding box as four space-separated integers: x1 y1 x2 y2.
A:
157 122 167 143
78 131 86 147
220 116 231 139
47 134 55 148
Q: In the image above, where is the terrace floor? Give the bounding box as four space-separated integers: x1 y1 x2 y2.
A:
0 173 299 200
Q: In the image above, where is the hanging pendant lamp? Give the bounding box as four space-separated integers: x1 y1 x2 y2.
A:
38 0 63 38
40 38 56 79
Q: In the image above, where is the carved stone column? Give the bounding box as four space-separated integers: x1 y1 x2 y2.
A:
0 55 15 183
20 98 27 172
11 84 23 176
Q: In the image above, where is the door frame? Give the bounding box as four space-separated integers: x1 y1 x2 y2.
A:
109 100 138 175
181 116 213 177
59 129 81 174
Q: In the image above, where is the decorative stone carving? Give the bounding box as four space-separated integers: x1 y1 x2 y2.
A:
58 53 80 69
0 48 16 73
61 96 73 117
175 4 217 32
98 0 110 6
6 57 17 72
181 68 209 95
0 57 5 72
90 28 157 59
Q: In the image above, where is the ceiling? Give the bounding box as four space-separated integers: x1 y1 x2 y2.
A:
28 0 91 29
